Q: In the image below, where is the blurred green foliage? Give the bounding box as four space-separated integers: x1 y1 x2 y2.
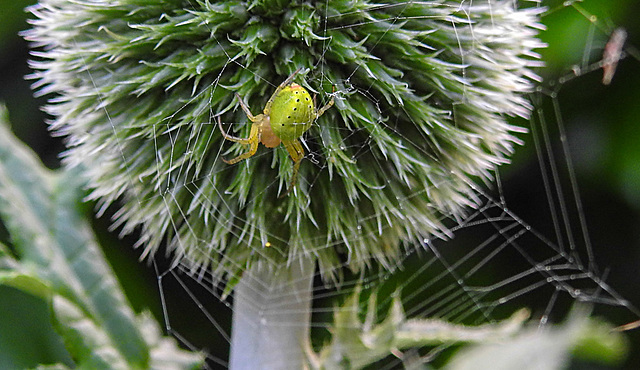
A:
0 285 72 368
0 105 203 369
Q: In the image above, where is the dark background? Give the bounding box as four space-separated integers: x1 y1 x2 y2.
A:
1 0 639 368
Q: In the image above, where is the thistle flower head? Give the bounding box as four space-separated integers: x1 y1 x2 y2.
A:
25 0 544 287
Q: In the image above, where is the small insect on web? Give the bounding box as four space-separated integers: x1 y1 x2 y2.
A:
217 68 335 196
602 27 627 85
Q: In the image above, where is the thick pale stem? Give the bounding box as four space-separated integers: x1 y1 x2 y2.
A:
229 256 315 370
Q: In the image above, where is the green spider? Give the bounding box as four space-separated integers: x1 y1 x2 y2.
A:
218 69 335 193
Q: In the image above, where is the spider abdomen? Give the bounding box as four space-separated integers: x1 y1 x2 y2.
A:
270 83 315 141
259 117 281 148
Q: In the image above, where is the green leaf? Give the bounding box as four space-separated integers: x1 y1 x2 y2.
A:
32 365 72 370
0 104 203 369
312 288 628 370
52 294 131 369
0 271 51 300
445 306 628 370
0 283 72 369
572 316 628 365
312 286 529 369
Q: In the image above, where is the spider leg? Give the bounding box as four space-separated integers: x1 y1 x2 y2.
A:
219 116 261 164
235 93 260 122
315 86 335 119
281 139 305 195
263 67 302 115
218 91 264 143
218 116 252 144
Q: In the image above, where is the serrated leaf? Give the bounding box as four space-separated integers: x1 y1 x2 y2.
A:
312 288 626 370
0 105 203 369
445 306 628 370
312 286 529 369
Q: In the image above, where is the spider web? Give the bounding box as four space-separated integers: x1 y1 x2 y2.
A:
86 0 640 368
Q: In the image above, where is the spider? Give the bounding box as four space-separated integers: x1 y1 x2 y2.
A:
218 68 334 193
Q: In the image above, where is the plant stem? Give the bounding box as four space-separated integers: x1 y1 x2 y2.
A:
229 256 315 369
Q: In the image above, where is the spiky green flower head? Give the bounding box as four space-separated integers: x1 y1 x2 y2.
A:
25 0 544 286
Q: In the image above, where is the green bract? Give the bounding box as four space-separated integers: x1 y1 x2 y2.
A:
26 0 544 287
